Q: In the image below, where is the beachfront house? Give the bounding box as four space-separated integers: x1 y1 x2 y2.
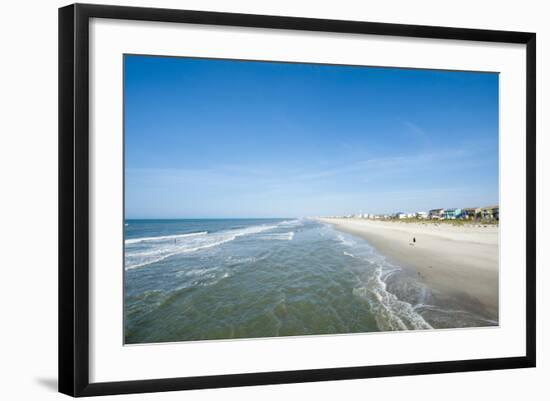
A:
395 212 406 219
462 207 476 219
442 208 463 219
416 211 429 219
475 205 499 221
429 208 444 219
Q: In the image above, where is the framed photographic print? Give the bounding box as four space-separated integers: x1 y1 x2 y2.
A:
58 3 536 397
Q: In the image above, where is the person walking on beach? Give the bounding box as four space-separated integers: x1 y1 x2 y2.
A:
413 237 416 244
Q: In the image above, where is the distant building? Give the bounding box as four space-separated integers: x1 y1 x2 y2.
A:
429 208 444 219
416 211 429 219
462 207 477 219
492 206 499 220
442 208 463 219
476 205 499 221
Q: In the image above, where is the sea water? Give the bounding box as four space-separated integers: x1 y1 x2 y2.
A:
124 218 495 344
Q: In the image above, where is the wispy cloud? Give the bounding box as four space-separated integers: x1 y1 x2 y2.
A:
403 120 430 143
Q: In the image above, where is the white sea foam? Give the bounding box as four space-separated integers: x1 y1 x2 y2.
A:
125 224 278 270
258 231 295 241
277 219 303 227
335 228 432 331
353 262 433 331
125 231 208 244
175 267 218 278
336 233 356 247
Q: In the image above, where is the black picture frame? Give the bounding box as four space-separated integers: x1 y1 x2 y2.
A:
59 3 536 397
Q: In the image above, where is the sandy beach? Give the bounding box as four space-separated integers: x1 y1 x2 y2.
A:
319 218 499 321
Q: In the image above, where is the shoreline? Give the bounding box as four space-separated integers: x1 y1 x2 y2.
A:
319 218 499 321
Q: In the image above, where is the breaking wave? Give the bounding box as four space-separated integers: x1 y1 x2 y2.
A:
125 224 280 270
339 232 432 331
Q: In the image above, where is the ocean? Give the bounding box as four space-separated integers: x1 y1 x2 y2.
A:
124 218 493 344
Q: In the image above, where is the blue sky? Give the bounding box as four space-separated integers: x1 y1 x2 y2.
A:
124 55 499 219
